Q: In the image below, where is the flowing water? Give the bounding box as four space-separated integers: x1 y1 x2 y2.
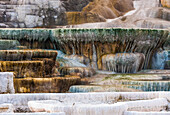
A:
56 50 87 67
0 0 169 114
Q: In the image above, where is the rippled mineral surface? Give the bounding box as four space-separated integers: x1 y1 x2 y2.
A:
0 0 169 115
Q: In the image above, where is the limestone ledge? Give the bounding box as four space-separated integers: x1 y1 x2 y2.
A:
0 92 169 112
0 72 14 94
14 76 81 93
28 98 168 115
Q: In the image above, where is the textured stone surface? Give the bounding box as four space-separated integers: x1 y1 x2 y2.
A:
72 6 170 29
0 103 14 113
0 0 135 26
0 28 168 70
66 0 134 24
63 55 90 66
126 98 168 111
0 49 58 77
0 61 44 78
0 92 168 113
61 0 92 11
14 76 81 93
89 73 170 92
97 53 145 73
0 92 120 111
28 101 127 115
28 98 168 114
0 0 66 27
58 67 96 77
152 50 169 69
0 72 14 94
0 40 20 50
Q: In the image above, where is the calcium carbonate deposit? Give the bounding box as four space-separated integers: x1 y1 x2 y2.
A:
0 0 169 115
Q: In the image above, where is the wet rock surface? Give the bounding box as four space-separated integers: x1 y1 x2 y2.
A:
98 53 145 73
0 40 20 50
83 70 170 92
58 67 96 77
0 50 58 77
0 28 168 71
0 1 169 114
14 76 80 93
0 61 44 78
152 50 169 69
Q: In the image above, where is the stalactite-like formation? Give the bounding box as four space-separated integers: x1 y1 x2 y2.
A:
0 28 168 70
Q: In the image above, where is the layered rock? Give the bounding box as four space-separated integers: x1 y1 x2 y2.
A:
126 98 168 111
97 53 145 73
66 12 106 25
58 67 96 77
66 0 134 24
0 49 57 61
51 28 169 69
0 92 169 112
69 85 140 93
28 98 168 114
0 28 168 70
0 0 134 27
89 72 170 91
14 76 80 93
71 4 170 29
0 61 44 78
0 72 15 94
63 55 90 66
28 101 127 115
0 50 58 77
0 39 20 50
0 0 66 28
61 0 92 11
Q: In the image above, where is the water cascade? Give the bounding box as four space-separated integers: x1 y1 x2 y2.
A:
0 0 169 114
56 50 88 67
0 28 168 73
56 50 95 77
152 50 169 69
97 53 145 73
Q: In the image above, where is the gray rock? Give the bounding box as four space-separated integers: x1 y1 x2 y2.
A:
6 12 17 22
0 72 15 94
25 15 39 27
18 23 25 28
0 39 20 50
99 53 145 73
